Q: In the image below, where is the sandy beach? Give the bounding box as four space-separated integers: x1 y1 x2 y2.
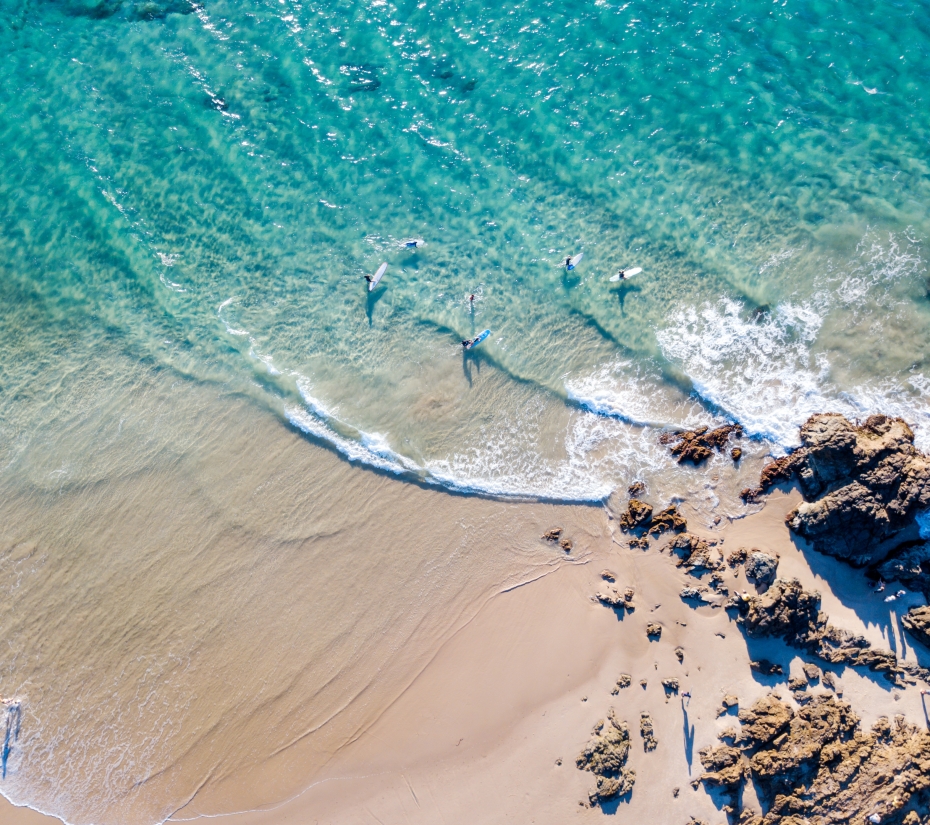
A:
6 466 923 825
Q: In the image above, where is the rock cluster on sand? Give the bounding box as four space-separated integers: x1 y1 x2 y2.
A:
659 424 743 465
576 709 636 804
617 498 687 538
595 583 635 613
610 674 632 694
639 712 657 751
728 578 929 685
741 414 930 567
698 693 930 824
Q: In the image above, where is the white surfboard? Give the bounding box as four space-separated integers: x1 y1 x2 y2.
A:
368 262 387 291
609 266 642 282
566 252 583 270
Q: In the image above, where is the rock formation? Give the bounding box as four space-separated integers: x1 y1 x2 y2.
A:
646 622 662 639
741 414 930 566
647 506 687 536
750 658 783 676
639 712 657 751
699 693 930 825
728 578 929 685
576 709 636 804
902 606 930 650
619 499 653 531
744 551 778 587
659 424 743 465
666 533 723 575
611 674 632 694
596 583 635 613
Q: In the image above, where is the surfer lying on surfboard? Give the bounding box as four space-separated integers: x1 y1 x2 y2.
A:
462 329 491 350
610 266 642 282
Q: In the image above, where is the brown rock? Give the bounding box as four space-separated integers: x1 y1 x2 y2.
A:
619 499 653 532
675 646 685 663
542 527 562 542
700 693 930 824
659 424 744 465
902 605 930 649
731 447 742 461
749 658 783 676
716 694 739 717
667 533 722 573
730 577 930 685
639 712 657 751
610 674 632 694
661 678 680 699
646 622 662 639
750 414 930 566
698 743 745 789
628 481 646 497
559 537 573 552
576 709 636 804
648 506 687 536
727 547 749 568
802 662 821 682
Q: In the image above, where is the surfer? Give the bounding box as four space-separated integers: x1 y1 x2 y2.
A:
364 275 373 284
461 338 472 348
615 269 627 280
565 256 573 270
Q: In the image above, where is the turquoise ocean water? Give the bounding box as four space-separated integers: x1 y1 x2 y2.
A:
3 0 930 500
2 1 930 821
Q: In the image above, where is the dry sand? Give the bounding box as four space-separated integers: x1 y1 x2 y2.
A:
3 481 926 825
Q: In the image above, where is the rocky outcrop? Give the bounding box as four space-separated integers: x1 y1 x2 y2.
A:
742 414 930 566
611 674 632 694
875 541 930 598
902 606 930 650
648 506 687 536
729 578 929 685
744 551 778 587
639 712 657 751
618 499 653 531
596 583 635 613
750 658 783 676
666 533 722 574
576 709 636 804
699 693 930 825
646 622 662 639
659 424 743 465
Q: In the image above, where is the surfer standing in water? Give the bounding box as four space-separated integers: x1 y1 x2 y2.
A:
565 256 573 270
615 269 627 280
364 275 373 285
461 338 473 349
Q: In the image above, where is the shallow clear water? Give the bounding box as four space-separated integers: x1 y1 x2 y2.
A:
3 0 930 502
2 0 930 820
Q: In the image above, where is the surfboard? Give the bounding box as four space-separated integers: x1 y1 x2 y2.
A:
566 252 583 270
369 262 387 291
466 329 491 350
609 266 642 282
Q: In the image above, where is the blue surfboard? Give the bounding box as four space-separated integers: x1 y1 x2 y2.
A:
466 329 491 350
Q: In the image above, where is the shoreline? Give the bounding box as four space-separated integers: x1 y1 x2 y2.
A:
6 483 925 825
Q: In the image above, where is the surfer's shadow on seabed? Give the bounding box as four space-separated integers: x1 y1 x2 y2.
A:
365 288 387 326
462 349 482 386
